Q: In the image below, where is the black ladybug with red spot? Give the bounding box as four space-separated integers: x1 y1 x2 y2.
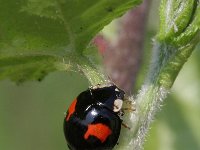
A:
63 84 125 150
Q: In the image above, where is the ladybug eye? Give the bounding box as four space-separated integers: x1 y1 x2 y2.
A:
113 99 123 112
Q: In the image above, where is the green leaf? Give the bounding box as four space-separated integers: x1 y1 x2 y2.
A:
158 0 199 44
0 0 141 82
154 0 200 88
174 2 200 47
0 55 70 83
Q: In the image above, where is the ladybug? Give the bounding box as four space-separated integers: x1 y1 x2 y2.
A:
63 84 125 150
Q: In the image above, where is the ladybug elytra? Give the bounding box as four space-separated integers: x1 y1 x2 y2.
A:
63 84 125 150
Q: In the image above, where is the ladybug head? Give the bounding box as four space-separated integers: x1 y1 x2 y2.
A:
113 87 124 112
91 84 125 113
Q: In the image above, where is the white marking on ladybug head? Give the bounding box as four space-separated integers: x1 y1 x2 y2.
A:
115 88 119 92
113 99 123 112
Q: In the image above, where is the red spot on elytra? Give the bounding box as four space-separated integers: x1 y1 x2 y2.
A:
84 123 112 143
66 99 77 121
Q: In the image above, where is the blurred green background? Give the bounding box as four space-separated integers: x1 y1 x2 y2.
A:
0 1 200 150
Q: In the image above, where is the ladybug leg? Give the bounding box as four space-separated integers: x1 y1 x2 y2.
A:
117 110 131 130
120 96 135 130
120 113 131 130
122 107 136 112
124 100 133 105
121 122 131 130
122 102 136 112
123 96 134 104
117 109 124 119
122 96 136 112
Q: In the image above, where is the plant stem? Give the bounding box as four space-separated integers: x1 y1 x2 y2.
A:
77 56 108 86
117 35 199 149
117 0 200 147
117 84 168 150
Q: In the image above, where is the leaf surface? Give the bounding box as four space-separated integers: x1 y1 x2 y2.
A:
0 0 141 82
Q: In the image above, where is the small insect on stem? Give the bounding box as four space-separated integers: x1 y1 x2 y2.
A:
64 84 125 150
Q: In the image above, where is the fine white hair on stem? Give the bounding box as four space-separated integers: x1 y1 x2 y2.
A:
131 85 169 150
118 84 169 150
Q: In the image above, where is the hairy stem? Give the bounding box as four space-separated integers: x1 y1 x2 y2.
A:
117 0 200 149
117 36 199 149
